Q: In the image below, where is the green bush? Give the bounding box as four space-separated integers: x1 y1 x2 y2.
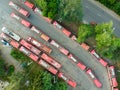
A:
77 24 95 43
7 65 15 76
0 56 12 80
97 0 120 15
113 2 120 15
7 63 67 90
28 0 59 19
0 57 6 77
10 49 31 62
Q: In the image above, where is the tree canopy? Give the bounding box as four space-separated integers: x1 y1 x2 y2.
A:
77 21 120 60
95 21 120 59
0 57 6 78
29 0 59 19
29 0 83 22
95 21 114 50
77 24 94 43
97 0 120 15
7 65 67 90
58 0 82 23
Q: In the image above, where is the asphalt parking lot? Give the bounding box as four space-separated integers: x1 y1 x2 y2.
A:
0 0 111 90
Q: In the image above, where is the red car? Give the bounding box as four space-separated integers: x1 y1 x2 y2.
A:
86 69 102 88
68 54 86 70
68 54 77 63
77 62 86 71
38 59 58 75
34 8 42 16
24 1 35 10
50 40 59 48
27 36 52 54
62 28 71 37
19 46 39 61
90 50 100 59
9 1 30 17
80 43 90 51
59 47 70 56
53 21 63 30
11 13 32 28
21 19 32 28
109 66 118 87
30 26 41 34
40 34 51 42
62 28 77 41
40 53 62 69
70 35 77 41
90 50 108 67
20 39 41 55
50 40 70 55
58 72 77 87
99 58 108 67
43 17 52 23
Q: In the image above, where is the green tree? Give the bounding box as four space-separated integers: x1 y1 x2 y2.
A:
95 21 114 50
113 2 120 15
6 72 24 90
77 24 94 43
96 31 113 50
9 49 68 90
41 72 53 90
59 0 82 23
95 21 113 34
48 11 55 19
97 0 116 6
27 71 42 90
112 37 120 50
28 0 58 19
7 65 15 76
95 21 120 59
0 57 6 77
53 79 67 90
109 0 116 5
36 0 47 10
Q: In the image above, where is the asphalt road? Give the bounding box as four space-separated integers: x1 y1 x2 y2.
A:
0 0 111 90
82 0 120 37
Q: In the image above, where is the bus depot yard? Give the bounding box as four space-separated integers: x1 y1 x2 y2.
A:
0 0 119 90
